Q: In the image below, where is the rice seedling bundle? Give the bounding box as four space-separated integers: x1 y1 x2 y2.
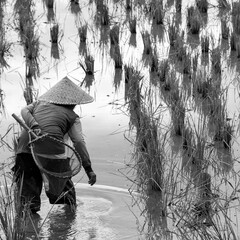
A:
79 53 94 75
175 0 182 13
158 59 169 82
100 4 109 26
141 31 152 55
232 2 240 35
192 53 199 73
0 40 10 69
196 0 208 13
126 0 132 10
187 6 201 35
221 17 230 40
230 33 237 51
46 0 54 9
201 35 209 53
111 45 122 69
51 42 60 59
168 19 179 47
150 50 159 72
129 17 136 34
110 25 120 45
218 0 230 9
78 25 87 43
50 23 59 44
236 36 240 58
153 2 164 25
211 47 221 75
170 101 185 136
182 51 191 75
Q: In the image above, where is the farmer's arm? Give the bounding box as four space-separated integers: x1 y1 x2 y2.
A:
21 101 39 128
68 117 93 174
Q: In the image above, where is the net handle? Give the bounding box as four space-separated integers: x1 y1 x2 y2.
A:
12 113 38 139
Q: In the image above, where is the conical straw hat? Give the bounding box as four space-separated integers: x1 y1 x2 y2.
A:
38 76 94 105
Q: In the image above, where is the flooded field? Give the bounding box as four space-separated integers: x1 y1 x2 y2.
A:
0 0 240 239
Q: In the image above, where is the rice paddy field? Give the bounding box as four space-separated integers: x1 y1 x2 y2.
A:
0 0 240 239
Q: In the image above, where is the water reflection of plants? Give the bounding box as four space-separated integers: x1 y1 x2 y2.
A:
0 0 240 239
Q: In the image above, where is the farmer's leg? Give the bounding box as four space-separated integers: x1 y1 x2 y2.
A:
12 153 43 212
45 176 76 206
42 157 76 206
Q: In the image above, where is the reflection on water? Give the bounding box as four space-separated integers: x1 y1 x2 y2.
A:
25 196 116 240
0 0 240 239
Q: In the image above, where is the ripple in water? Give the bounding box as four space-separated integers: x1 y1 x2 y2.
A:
25 196 117 240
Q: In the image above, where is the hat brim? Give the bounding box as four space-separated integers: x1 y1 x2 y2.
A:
38 76 94 105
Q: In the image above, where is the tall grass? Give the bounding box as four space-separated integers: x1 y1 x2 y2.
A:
0 174 30 240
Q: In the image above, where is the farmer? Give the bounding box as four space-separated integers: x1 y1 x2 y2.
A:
12 76 96 213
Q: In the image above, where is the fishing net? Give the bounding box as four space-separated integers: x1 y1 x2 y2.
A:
29 134 82 178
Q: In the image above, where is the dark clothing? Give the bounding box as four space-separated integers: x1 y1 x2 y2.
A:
14 153 76 212
17 101 78 155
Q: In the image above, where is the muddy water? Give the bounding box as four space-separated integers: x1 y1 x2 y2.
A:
0 0 240 239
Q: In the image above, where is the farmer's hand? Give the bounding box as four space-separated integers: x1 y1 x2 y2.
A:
32 126 41 136
87 171 96 186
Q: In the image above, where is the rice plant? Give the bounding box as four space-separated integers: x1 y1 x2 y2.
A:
175 0 182 13
126 0 132 10
158 59 169 82
110 25 119 45
169 90 186 136
46 0 54 8
100 4 109 26
168 18 179 48
79 53 94 75
129 17 136 34
211 101 233 150
150 49 159 73
192 53 199 73
174 31 185 61
232 2 240 35
201 35 210 53
110 44 122 69
218 0 230 9
153 2 164 25
221 17 230 40
50 23 59 44
196 0 208 13
230 33 237 51
78 25 87 43
14 0 40 105
182 50 191 75
0 1 10 70
0 173 31 240
211 47 221 75
69 0 81 15
187 6 202 35
141 31 152 55
236 36 240 58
